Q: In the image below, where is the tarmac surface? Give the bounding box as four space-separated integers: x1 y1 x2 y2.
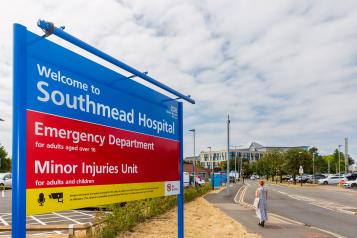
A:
205 180 357 238
0 189 104 236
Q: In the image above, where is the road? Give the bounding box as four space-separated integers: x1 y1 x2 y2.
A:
205 181 357 238
244 180 357 238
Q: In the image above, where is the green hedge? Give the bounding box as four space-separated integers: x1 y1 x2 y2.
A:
96 184 211 238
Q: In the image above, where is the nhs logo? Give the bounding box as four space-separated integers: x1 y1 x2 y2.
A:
166 105 178 119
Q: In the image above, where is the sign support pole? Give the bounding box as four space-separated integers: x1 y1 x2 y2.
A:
178 102 184 238
227 114 230 195
12 23 28 238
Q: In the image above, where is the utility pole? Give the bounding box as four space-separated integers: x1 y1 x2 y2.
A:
328 160 330 174
189 129 196 186
312 152 315 182
235 146 237 180
240 153 243 183
338 145 343 176
345 138 349 173
208 146 212 189
0 118 3 169
227 115 230 195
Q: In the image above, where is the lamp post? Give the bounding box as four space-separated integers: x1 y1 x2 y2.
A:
189 129 196 186
208 146 213 172
338 145 343 176
312 152 315 183
234 146 237 181
208 146 212 189
240 153 243 183
298 151 303 186
0 118 3 169
227 115 230 195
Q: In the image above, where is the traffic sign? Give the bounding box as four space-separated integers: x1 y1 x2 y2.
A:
299 166 304 175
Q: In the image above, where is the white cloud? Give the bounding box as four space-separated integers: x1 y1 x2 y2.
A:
0 0 357 161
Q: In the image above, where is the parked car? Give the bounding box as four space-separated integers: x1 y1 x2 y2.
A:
343 179 357 188
229 171 239 182
250 174 259 180
195 175 205 186
0 173 12 189
307 174 326 183
345 173 357 181
318 175 346 185
282 175 292 181
296 175 309 183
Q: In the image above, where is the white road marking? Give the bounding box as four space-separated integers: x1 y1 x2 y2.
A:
272 188 357 216
52 212 82 224
234 185 245 204
71 210 95 217
235 182 347 238
45 219 69 223
277 190 287 195
1 190 4 198
0 216 9 226
309 226 347 238
30 215 47 225
269 213 303 225
29 216 62 235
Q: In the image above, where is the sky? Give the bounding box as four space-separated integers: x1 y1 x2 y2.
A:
1 0 357 160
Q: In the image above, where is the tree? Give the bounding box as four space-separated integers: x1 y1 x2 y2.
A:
284 148 312 184
242 161 253 177
0 145 11 172
256 150 284 182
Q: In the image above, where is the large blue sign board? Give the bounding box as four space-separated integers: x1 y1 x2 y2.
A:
13 21 193 238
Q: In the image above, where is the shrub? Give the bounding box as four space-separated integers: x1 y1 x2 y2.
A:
96 183 211 238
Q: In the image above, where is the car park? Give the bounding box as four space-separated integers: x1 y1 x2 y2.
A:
318 175 346 185
0 173 12 189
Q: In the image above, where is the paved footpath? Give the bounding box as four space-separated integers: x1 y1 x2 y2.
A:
204 183 339 238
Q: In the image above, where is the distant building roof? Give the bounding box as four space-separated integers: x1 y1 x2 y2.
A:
249 142 263 150
183 163 210 174
184 156 200 161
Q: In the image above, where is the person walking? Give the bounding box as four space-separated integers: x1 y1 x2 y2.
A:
255 180 268 227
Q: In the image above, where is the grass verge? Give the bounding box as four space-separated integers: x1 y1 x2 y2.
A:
96 184 211 238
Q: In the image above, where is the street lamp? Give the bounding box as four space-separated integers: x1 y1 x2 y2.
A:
208 146 213 189
312 152 315 183
0 118 4 169
338 145 343 176
298 151 303 186
232 146 238 177
208 146 212 172
189 129 196 186
226 114 230 195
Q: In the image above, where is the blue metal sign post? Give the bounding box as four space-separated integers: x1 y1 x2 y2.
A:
12 23 28 238
178 102 184 238
12 20 193 237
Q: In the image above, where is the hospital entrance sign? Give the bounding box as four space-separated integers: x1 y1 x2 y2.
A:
13 23 181 216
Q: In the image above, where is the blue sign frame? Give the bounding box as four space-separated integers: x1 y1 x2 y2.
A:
13 21 193 238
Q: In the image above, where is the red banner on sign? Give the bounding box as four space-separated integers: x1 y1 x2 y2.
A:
26 110 180 189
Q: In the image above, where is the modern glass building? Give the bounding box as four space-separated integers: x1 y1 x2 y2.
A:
200 142 309 169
